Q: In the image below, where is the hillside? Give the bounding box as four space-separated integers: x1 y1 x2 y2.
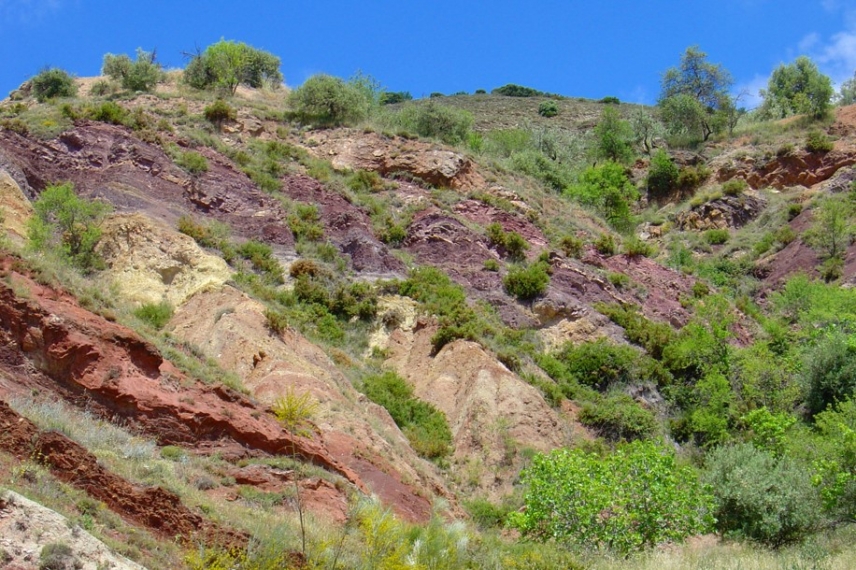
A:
4 61 856 568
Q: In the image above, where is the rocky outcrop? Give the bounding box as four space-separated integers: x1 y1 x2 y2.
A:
0 490 148 570
0 168 32 243
306 129 486 190
0 257 363 492
384 321 569 498
97 213 232 306
0 123 293 246
281 175 405 275
167 285 443 522
0 402 245 548
676 193 766 231
715 149 856 190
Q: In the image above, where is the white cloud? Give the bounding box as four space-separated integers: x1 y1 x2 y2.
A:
733 74 769 110
799 32 821 53
815 27 856 85
0 0 64 26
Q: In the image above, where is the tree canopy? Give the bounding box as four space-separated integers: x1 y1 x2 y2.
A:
184 39 282 95
658 46 734 141
760 56 834 119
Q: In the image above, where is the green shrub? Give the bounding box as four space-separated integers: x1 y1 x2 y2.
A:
86 101 128 125
288 202 325 242
160 445 186 460
30 68 77 102
722 178 748 196
805 130 834 152
594 233 617 255
184 39 282 94
555 339 641 391
486 223 529 261
236 240 283 283
203 99 236 125
703 443 821 545
595 303 675 361
646 149 679 201
510 149 573 191
39 542 76 570
566 162 638 231
288 73 370 126
608 271 630 289
579 393 658 442
394 101 473 144
538 100 559 117
134 301 174 329
558 234 583 258
102 48 162 92
361 371 452 459
483 258 500 271
503 262 550 301
175 150 209 175
677 163 711 191
264 309 288 334
27 183 111 272
787 202 803 220
704 228 730 245
803 331 856 417
379 91 412 105
346 169 384 192
511 441 714 553
623 236 655 257
491 84 550 97
600 96 621 104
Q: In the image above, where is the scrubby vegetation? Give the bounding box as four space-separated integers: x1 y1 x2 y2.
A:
6 35 856 570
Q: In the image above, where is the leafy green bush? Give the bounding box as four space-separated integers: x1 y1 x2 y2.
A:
361 371 452 459
86 101 127 125
537 100 559 117
264 308 288 334
509 149 573 191
175 150 209 175
511 441 714 553
566 162 639 231
346 169 384 192
623 236 655 257
184 39 282 94
578 393 658 441
677 163 711 191
703 443 822 545
787 203 803 220
30 68 77 102
704 228 730 245
595 303 675 360
485 223 529 261
102 48 162 92
491 84 550 97
558 234 583 258
392 101 473 144
646 149 679 201
288 73 370 127
288 202 324 242
133 301 174 330
593 106 634 163
203 99 236 125
554 338 642 391
803 331 856 417
39 541 76 570
503 262 550 301
594 233 617 255
379 91 412 105
600 96 621 105
722 178 748 196
27 183 111 272
805 130 834 152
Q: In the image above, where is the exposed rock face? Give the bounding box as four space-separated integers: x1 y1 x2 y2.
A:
0 123 293 246
0 168 32 243
97 213 232 306
384 321 568 498
281 175 405 275
306 129 485 189
676 192 766 230
0 257 362 492
167 285 443 522
0 402 244 549
715 149 856 190
0 490 147 570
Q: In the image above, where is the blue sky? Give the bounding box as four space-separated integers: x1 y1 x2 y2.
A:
2 0 855 108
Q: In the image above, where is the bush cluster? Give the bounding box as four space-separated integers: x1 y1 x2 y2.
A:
30 68 77 102
102 48 163 92
503 262 550 301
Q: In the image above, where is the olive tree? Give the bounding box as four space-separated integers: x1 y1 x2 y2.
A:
658 46 734 141
760 56 834 119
